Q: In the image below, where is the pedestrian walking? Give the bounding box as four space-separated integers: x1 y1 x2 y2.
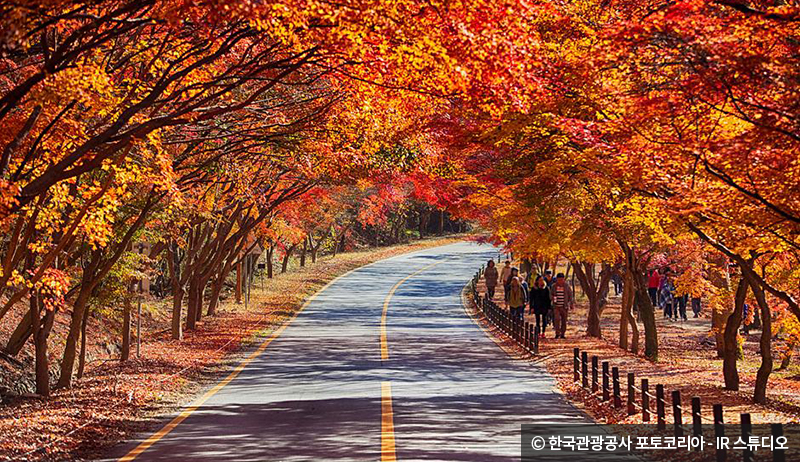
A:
506 267 520 307
549 272 574 339
660 271 676 320
543 269 556 326
611 272 623 296
520 273 529 322
508 277 527 322
520 272 530 301
648 269 661 307
691 296 702 317
543 270 555 289
743 303 751 335
529 275 552 338
484 260 498 299
677 293 688 321
500 260 512 304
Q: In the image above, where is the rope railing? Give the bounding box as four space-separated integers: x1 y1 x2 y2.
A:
471 266 787 462
570 345 787 462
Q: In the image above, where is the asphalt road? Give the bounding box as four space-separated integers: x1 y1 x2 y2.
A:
109 242 625 462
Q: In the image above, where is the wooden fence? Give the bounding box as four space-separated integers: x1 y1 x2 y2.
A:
470 267 788 462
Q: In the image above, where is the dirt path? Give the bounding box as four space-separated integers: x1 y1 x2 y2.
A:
471 270 800 427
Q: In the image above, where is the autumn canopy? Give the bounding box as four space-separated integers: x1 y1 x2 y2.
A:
0 0 798 406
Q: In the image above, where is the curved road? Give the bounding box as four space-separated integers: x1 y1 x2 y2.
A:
109 242 601 461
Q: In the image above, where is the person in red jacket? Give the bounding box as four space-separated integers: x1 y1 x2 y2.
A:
647 269 661 307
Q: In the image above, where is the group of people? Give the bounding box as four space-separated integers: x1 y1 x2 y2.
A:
483 259 705 339
647 268 701 321
483 260 575 339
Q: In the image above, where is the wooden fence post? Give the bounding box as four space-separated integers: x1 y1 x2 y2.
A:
672 390 683 438
740 413 752 462
602 361 610 401
772 423 785 462
656 384 666 430
642 379 650 422
581 352 589 389
612 367 621 408
692 397 702 438
591 356 599 393
714 404 725 462
627 372 635 415
573 348 580 382
523 322 528 350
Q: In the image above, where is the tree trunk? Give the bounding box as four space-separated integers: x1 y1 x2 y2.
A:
300 238 307 267
712 305 728 358
629 290 640 354
634 275 658 361
437 210 444 234
708 255 733 358
744 271 772 403
391 218 401 244
57 247 104 389
418 208 430 239
172 286 184 340
266 244 274 278
77 303 90 379
281 244 296 273
30 290 53 396
311 242 320 263
35 309 55 396
778 344 794 371
121 282 134 362
207 274 225 316
620 241 657 361
121 298 131 362
5 310 33 356
56 288 91 388
620 269 634 350
723 277 748 391
194 277 204 323
186 276 199 330
573 262 600 337
573 262 614 338
235 260 243 303
169 243 183 340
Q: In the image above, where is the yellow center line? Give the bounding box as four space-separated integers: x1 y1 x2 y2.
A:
380 261 442 361
381 381 397 462
121 256 445 462
118 266 367 462
380 260 443 461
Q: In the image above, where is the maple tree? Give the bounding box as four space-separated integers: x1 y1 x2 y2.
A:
1 0 505 395
0 0 796 411
449 0 799 404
